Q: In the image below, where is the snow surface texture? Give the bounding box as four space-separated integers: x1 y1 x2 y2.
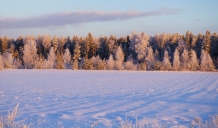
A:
0 70 218 127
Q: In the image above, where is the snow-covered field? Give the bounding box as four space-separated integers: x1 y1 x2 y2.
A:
0 70 218 127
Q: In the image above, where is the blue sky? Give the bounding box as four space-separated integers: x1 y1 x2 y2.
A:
0 0 217 38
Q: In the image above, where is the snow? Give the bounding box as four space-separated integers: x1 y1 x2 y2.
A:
0 70 218 127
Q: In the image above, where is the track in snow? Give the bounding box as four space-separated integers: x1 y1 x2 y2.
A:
0 70 218 127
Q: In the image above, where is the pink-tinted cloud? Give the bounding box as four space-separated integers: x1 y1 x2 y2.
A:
0 8 184 29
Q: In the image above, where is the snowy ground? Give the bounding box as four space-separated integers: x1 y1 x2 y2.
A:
0 70 218 127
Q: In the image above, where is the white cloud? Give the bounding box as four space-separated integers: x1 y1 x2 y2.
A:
0 8 184 29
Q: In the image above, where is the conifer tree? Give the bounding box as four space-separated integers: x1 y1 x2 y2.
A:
200 50 214 71
188 50 199 71
172 48 180 71
0 36 8 54
85 33 97 59
34 54 44 69
108 35 117 55
44 47 55 69
202 30 211 53
42 35 52 57
125 59 137 70
56 51 64 69
2 52 13 69
146 47 155 70
115 46 124 70
52 36 58 52
162 50 171 70
63 48 71 69
72 42 81 70
180 49 189 70
107 54 115 70
0 55 3 70
58 36 66 52
97 58 106 70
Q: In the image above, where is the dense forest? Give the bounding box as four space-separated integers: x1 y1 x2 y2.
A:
0 31 217 71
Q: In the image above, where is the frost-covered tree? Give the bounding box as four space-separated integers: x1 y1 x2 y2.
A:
202 30 211 53
188 50 199 71
185 31 194 50
63 48 71 69
34 54 44 69
58 36 66 52
83 58 93 70
0 36 8 54
56 51 64 69
125 59 137 70
2 52 13 68
155 33 169 60
44 47 55 69
162 50 171 70
90 55 106 70
108 35 117 55
115 46 124 70
72 42 81 70
23 37 38 69
107 54 115 70
85 33 97 59
0 55 4 70
52 36 58 52
12 58 22 69
129 32 150 62
172 48 180 71
200 50 214 71
146 47 155 70
180 49 189 70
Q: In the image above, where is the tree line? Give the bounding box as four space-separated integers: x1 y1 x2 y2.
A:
0 31 217 71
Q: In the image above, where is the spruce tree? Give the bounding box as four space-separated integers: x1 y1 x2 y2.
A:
63 48 71 69
162 50 171 70
72 42 81 70
200 50 214 71
85 32 96 59
2 52 13 69
188 50 199 71
44 47 55 69
56 51 64 69
0 55 3 70
115 46 124 70
202 30 211 53
172 48 180 71
107 54 115 70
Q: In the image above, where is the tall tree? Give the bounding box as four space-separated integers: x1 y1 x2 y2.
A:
44 47 55 69
0 36 8 54
162 50 171 70
85 32 97 59
129 32 150 63
202 30 211 53
200 50 214 71
0 55 3 70
2 52 13 69
72 42 81 70
56 51 64 69
188 50 199 71
23 36 38 69
172 48 180 71
180 49 189 70
63 48 71 69
107 54 115 70
115 46 124 70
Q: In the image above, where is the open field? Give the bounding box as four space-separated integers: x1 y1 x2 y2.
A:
0 70 218 127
